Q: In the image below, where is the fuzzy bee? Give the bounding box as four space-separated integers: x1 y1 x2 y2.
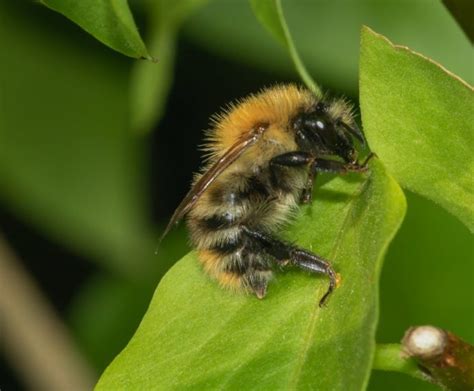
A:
163 84 370 306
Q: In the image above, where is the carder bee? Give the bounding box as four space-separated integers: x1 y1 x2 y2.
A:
162 84 371 306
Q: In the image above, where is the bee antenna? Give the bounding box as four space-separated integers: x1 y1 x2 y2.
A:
341 121 366 146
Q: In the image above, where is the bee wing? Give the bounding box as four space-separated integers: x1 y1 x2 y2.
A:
160 124 268 242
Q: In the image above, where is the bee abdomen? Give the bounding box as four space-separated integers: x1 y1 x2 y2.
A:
210 234 243 255
197 246 272 294
187 170 296 293
198 212 238 231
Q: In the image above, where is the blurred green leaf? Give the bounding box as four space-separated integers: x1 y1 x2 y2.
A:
378 191 474 342
69 226 190 371
131 0 208 133
360 26 474 232
0 2 149 273
40 0 150 59
184 1 472 96
369 190 474 391
442 0 474 43
96 160 406 390
249 0 285 44
249 0 320 95
370 371 439 391
69 274 156 371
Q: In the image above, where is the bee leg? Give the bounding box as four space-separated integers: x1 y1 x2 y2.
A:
311 158 367 174
313 152 377 174
302 155 374 203
359 152 377 168
289 249 337 307
269 151 315 202
242 227 336 307
269 151 315 182
300 172 317 204
269 151 314 168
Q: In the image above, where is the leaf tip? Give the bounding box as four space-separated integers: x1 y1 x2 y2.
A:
140 54 158 63
360 25 374 35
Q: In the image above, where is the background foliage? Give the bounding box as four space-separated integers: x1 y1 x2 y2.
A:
0 1 472 390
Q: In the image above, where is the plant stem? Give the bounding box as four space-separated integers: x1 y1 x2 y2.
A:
275 0 322 97
372 343 428 381
0 234 96 391
403 325 474 391
374 328 474 391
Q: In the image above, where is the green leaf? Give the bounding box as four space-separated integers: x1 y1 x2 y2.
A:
442 0 474 43
184 1 472 96
96 160 406 390
131 0 208 133
0 2 149 273
249 0 320 96
69 274 156 371
370 190 474 391
248 0 285 44
377 190 474 343
360 26 474 232
68 227 190 371
40 0 150 59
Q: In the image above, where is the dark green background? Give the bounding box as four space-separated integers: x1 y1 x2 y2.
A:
0 1 472 390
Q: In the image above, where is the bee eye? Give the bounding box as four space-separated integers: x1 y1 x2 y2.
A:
303 117 327 132
315 120 326 130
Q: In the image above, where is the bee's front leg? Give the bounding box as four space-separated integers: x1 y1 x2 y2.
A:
300 172 317 204
356 152 377 170
311 153 376 175
269 151 315 203
299 157 371 204
269 151 314 171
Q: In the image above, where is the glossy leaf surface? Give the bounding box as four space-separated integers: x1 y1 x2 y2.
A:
41 0 150 59
96 160 406 390
360 27 474 231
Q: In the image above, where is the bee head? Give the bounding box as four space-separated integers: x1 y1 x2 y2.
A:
293 101 366 164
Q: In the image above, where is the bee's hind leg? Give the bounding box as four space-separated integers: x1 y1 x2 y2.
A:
241 226 336 307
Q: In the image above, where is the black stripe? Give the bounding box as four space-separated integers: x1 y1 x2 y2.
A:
208 175 270 207
270 168 296 193
198 212 237 230
241 175 270 198
211 235 244 255
223 259 249 275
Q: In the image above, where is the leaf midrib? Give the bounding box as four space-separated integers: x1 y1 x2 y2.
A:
287 173 371 389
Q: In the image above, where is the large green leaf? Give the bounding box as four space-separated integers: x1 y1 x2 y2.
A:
360 26 474 232
96 160 406 390
40 0 150 59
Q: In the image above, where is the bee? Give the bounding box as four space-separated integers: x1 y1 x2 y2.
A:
163 84 370 306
